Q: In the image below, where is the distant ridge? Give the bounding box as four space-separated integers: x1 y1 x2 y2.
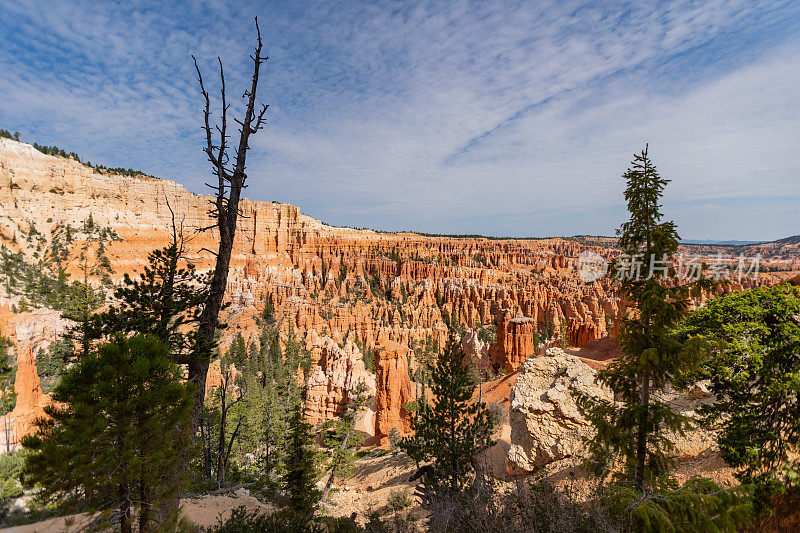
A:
680 239 764 246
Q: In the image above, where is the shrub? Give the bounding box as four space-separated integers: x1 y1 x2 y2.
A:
606 477 753 533
0 478 22 499
387 428 402 452
205 506 366 533
386 488 411 514
0 452 25 484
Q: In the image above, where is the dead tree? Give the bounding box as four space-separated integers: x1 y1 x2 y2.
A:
188 17 269 432
215 363 246 487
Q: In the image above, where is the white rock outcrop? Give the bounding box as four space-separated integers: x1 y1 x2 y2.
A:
507 348 610 472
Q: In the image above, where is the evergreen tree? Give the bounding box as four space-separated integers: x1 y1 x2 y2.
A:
283 401 321 520
321 382 370 501
227 332 248 369
0 331 14 429
35 339 73 393
22 335 193 533
260 298 276 325
60 221 118 358
399 334 494 496
680 284 800 500
578 145 712 491
410 335 437 407
94 237 208 361
259 324 297 478
205 359 246 486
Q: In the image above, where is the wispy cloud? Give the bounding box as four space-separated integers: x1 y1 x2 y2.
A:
1 0 798 240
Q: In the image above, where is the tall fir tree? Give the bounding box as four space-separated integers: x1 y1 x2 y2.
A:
282 400 321 520
578 145 712 491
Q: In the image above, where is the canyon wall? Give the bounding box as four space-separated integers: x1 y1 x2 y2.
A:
2 138 797 441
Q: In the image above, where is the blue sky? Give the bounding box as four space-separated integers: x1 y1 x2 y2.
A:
1 0 799 240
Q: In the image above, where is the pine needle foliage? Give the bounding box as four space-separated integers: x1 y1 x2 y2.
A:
399 333 494 496
283 401 321 520
607 478 752 533
22 335 193 533
680 284 800 500
93 240 209 361
321 382 370 501
577 145 714 490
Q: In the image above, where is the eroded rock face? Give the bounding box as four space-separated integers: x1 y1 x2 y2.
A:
507 347 611 472
374 341 412 443
460 329 490 370
491 312 539 373
304 333 376 425
2 137 794 432
0 305 70 448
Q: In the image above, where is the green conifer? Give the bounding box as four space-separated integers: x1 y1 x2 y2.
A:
399 333 494 496
578 145 713 490
22 335 193 533
283 401 321 520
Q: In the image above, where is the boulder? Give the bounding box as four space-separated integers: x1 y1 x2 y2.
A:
507 347 610 472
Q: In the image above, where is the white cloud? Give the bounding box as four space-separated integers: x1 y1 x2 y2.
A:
0 0 798 240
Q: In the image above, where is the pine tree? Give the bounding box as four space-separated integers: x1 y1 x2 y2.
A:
94 236 208 360
227 332 248 370
578 145 712 491
0 330 14 440
399 333 494 497
321 382 370 501
59 219 119 358
283 401 321 520
411 335 437 407
61 245 107 359
22 335 193 533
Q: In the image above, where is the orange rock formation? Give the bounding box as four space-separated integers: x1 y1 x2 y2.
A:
1 137 797 439
373 341 412 444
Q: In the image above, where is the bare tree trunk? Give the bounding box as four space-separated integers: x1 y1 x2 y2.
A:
157 18 269 524
634 370 650 492
216 375 228 486
189 14 269 437
119 483 132 533
139 480 150 533
323 431 350 502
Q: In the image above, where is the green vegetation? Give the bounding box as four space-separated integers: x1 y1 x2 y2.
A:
35 339 72 393
578 145 713 490
22 335 193 533
681 284 800 504
283 401 321 521
1 127 156 178
0 331 13 411
93 237 208 361
0 452 25 496
0 223 113 314
399 334 494 498
410 336 437 406
196 319 307 496
0 129 20 141
321 382 370 501
5 127 800 532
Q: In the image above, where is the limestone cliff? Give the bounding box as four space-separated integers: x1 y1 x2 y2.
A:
2 137 795 441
